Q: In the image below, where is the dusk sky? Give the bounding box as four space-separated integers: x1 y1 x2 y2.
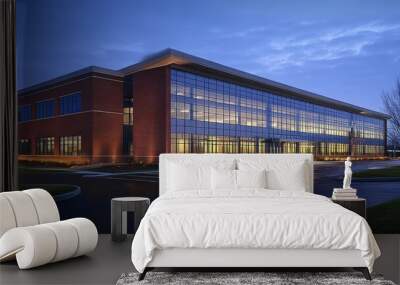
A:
17 0 400 113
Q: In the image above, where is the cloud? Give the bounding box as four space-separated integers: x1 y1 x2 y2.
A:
321 22 400 42
214 26 268 39
101 42 145 53
204 21 400 74
298 20 316 26
92 42 145 57
309 40 372 60
213 20 320 40
256 21 400 71
269 22 400 51
257 52 304 71
259 40 374 71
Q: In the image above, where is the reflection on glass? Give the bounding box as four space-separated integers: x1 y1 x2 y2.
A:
170 69 385 156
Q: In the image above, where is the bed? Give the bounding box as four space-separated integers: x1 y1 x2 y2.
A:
131 154 380 280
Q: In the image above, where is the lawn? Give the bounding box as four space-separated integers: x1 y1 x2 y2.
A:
368 198 400 233
353 166 400 178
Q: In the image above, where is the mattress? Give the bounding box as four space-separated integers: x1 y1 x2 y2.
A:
131 190 380 273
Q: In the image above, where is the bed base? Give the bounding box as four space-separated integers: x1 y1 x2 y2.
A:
138 248 372 281
138 267 371 281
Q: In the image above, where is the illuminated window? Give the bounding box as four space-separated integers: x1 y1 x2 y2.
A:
60 136 82 156
123 107 133 125
170 69 385 156
36 137 55 155
239 138 256 153
171 102 191 120
283 142 297 153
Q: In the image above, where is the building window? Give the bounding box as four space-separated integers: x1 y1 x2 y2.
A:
123 125 133 155
123 91 133 155
36 137 55 155
19 139 31 155
171 102 191 120
60 136 82 156
18 105 32 122
60 92 81 115
36 99 55 119
170 69 386 156
123 107 133 125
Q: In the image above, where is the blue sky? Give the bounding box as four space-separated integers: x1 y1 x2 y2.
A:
17 0 400 113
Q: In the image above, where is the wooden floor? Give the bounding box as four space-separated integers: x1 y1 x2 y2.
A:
0 234 399 285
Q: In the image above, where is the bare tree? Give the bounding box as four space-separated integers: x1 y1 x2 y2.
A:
382 79 400 156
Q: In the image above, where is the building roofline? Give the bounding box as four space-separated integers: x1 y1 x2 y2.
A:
18 48 390 120
122 48 390 120
18 66 124 96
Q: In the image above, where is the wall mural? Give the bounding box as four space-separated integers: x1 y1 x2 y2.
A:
17 1 400 235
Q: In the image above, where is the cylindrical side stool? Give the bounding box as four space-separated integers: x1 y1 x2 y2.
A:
111 197 150 242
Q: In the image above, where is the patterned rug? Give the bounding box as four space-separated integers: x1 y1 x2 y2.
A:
116 271 395 285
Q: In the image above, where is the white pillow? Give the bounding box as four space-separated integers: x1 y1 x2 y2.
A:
166 159 237 193
266 161 306 191
238 159 307 191
167 163 211 191
211 168 237 190
236 169 267 189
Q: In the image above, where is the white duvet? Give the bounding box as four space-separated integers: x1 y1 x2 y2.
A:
131 190 380 273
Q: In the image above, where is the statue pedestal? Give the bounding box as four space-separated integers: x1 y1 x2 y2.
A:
333 188 357 192
332 188 358 199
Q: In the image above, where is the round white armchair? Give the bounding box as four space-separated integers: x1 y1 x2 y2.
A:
0 189 98 269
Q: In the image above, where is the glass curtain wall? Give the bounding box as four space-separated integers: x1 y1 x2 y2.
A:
170 69 385 157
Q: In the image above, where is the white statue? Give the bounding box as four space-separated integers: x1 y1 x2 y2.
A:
343 156 352 189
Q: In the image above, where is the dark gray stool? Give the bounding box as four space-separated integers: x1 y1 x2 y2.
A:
111 197 150 242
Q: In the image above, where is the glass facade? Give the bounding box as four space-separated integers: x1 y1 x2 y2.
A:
170 69 385 156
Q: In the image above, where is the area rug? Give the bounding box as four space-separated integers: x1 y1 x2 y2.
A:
116 271 395 285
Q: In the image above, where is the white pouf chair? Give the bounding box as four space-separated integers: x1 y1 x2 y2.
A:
0 188 98 269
